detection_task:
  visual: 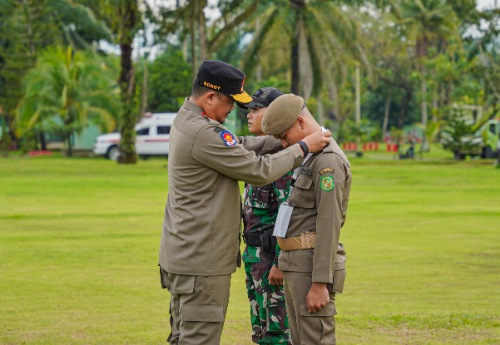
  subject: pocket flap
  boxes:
[294,176,313,189]
[299,303,336,317]
[181,305,224,323]
[169,275,195,294]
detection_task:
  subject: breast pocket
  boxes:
[291,175,315,208]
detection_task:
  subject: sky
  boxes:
[476,0,498,10]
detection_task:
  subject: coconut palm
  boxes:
[16,46,120,156]
[390,0,459,150]
[0,0,111,152]
[242,0,367,100]
[150,0,258,77]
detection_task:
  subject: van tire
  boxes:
[107,145,120,161]
[482,146,493,159]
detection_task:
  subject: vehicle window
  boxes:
[489,123,496,135]
[137,127,150,135]
[157,126,171,135]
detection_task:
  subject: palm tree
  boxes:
[243,1,367,98]
[16,46,119,156]
[390,0,459,150]
[0,0,111,152]
[151,0,258,79]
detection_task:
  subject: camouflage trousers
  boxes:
[244,259,291,345]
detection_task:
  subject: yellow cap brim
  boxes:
[229,91,253,105]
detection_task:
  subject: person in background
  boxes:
[158,61,332,345]
[262,94,352,345]
[242,87,291,344]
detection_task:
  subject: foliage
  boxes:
[243,0,367,98]
[16,46,120,155]
[0,0,111,153]
[439,108,488,158]
[136,50,192,113]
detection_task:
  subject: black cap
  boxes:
[243,87,285,109]
[194,60,252,105]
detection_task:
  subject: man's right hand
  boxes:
[301,130,332,153]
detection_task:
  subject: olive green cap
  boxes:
[261,94,305,135]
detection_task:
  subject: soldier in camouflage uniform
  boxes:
[242,87,292,345]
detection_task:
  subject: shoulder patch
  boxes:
[213,127,224,133]
[320,175,334,192]
[320,168,335,175]
[219,130,237,146]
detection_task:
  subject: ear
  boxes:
[297,115,306,129]
[205,91,217,105]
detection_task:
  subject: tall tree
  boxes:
[242,0,367,131]
[150,0,258,79]
[390,0,459,149]
[116,0,140,164]
[16,46,119,155]
[0,0,111,153]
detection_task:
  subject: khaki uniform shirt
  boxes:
[278,141,351,284]
[159,98,304,276]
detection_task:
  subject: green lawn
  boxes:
[0,153,499,344]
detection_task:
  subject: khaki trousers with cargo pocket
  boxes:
[162,269,231,345]
[283,271,337,345]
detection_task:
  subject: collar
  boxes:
[182,97,221,125]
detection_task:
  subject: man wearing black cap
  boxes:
[241,87,292,345]
[158,61,332,345]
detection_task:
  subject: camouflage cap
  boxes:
[242,87,284,109]
[261,94,305,135]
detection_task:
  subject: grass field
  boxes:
[1,152,499,344]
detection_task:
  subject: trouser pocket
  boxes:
[299,303,336,345]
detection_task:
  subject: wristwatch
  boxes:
[298,140,309,156]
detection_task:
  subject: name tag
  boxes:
[273,203,294,238]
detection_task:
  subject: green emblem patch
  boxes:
[320,176,334,192]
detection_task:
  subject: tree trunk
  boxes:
[328,79,340,122]
[190,15,197,82]
[66,133,72,157]
[399,88,412,129]
[382,96,390,141]
[317,93,324,126]
[290,0,305,94]
[420,76,429,151]
[291,26,300,95]
[139,60,148,118]
[39,131,47,151]
[432,85,438,122]
[417,36,429,151]
[117,0,138,164]
[198,0,207,62]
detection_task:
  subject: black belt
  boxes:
[243,232,277,252]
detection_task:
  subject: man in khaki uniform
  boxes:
[261,94,352,345]
[158,60,332,345]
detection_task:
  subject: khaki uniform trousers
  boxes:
[162,270,231,345]
[283,271,336,345]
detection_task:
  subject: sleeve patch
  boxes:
[213,127,224,133]
[219,130,237,146]
[320,168,335,175]
[320,175,334,192]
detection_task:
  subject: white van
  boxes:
[93,112,177,160]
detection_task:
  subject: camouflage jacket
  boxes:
[242,172,292,264]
